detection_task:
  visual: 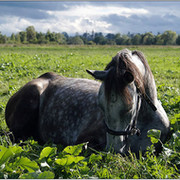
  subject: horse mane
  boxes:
[132,50,153,79]
[132,50,155,101]
[104,49,146,105]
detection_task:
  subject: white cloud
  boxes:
[0,16,32,35]
[48,5,148,18]
[44,4,149,34]
[0,2,180,36]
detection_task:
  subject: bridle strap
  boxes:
[143,93,157,111]
[128,93,141,136]
[104,120,141,136]
[104,94,141,137]
[104,121,133,136]
[104,86,157,137]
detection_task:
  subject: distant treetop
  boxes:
[1,26,180,45]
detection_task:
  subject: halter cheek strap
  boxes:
[104,120,141,136]
[143,93,157,111]
[104,93,141,137]
[104,89,157,137]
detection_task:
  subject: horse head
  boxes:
[87,49,153,153]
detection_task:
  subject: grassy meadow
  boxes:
[0,45,179,178]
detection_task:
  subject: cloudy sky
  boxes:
[0,1,180,36]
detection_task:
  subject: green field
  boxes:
[0,45,180,178]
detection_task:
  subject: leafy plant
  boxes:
[0,45,180,178]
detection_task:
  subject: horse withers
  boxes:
[5,49,170,156]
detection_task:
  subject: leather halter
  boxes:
[104,88,157,137]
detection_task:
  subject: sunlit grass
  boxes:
[0,45,179,178]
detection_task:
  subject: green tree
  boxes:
[10,33,16,43]
[62,32,69,40]
[176,34,180,45]
[94,36,107,45]
[161,30,177,45]
[19,31,27,44]
[15,33,21,44]
[68,36,84,45]
[142,32,155,45]
[45,30,57,42]
[45,30,51,42]
[114,33,124,45]
[106,33,115,40]
[132,34,142,45]
[80,35,89,44]
[26,26,37,43]
[55,33,66,44]
[121,35,132,45]
[93,32,107,45]
[0,32,7,43]
[155,34,163,45]
[36,32,48,44]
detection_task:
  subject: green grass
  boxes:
[0,45,179,178]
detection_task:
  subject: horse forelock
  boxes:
[104,49,145,105]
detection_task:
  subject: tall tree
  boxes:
[121,35,132,45]
[26,26,37,43]
[10,33,16,43]
[161,30,177,45]
[15,33,21,44]
[155,34,163,45]
[62,32,69,40]
[114,33,123,45]
[131,34,142,45]
[0,34,7,44]
[36,32,47,44]
[45,30,56,42]
[19,31,27,43]
[106,33,115,40]
[55,33,66,44]
[142,32,155,45]
[94,36,107,45]
[68,36,84,45]
[176,34,180,45]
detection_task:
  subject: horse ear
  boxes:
[123,71,134,84]
[86,69,109,81]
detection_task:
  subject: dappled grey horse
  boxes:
[5,49,170,155]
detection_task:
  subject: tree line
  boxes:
[1,26,180,45]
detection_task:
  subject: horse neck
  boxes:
[143,69,157,102]
[136,71,158,125]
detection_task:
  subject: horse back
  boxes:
[38,77,106,148]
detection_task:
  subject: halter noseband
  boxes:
[104,88,157,137]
